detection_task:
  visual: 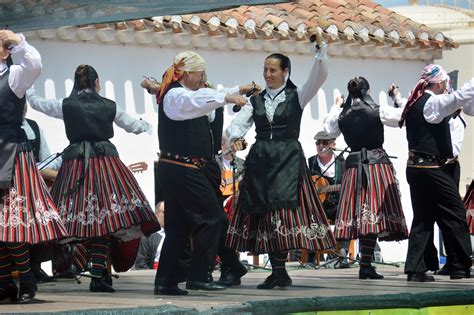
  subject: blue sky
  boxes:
[375,0,471,8]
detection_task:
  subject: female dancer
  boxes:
[0,30,68,303]
[27,64,159,292]
[324,77,408,279]
[225,34,336,289]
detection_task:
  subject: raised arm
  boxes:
[26,88,64,119]
[114,107,152,135]
[424,77,474,123]
[297,43,329,108]
[459,78,474,116]
[323,97,343,137]
[163,87,246,121]
[1,31,42,98]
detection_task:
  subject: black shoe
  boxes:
[186,280,226,291]
[407,272,435,282]
[90,277,115,293]
[34,268,56,283]
[154,285,188,296]
[450,269,471,280]
[257,272,292,290]
[18,281,36,303]
[216,263,248,287]
[0,284,18,303]
[216,269,241,286]
[359,266,384,279]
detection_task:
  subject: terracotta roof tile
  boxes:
[32,0,454,60]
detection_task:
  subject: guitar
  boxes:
[220,169,240,197]
[128,161,148,173]
[311,175,341,203]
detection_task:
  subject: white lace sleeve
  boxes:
[225,103,254,143]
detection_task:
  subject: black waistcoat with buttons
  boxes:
[237,80,306,214]
[158,82,213,158]
[405,92,452,158]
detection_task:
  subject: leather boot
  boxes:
[90,276,115,293]
[359,266,384,280]
[257,269,292,290]
[19,281,36,303]
[216,262,248,286]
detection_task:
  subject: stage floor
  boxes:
[1,264,473,314]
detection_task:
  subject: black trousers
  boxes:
[205,161,241,273]
[445,160,461,189]
[154,162,222,285]
[405,166,472,273]
[424,160,462,270]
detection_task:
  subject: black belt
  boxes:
[345,148,391,168]
[407,151,447,168]
[159,151,213,169]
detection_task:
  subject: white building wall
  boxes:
[26,38,431,263]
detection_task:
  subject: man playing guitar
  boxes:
[307,130,349,268]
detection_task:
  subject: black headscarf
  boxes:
[343,76,378,110]
[70,65,99,96]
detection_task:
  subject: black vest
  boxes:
[338,99,384,151]
[158,82,213,158]
[0,66,27,188]
[25,118,41,162]
[237,82,303,214]
[308,155,345,185]
[62,92,116,143]
[252,81,302,140]
[405,92,453,158]
[0,67,25,127]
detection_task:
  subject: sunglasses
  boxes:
[316,140,334,145]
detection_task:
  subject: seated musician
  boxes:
[217,135,245,199]
[307,130,350,268]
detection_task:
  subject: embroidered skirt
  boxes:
[226,169,336,254]
[335,163,408,241]
[0,150,68,244]
[51,155,159,241]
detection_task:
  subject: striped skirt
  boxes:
[51,156,159,241]
[335,163,408,241]
[226,170,336,254]
[0,150,68,244]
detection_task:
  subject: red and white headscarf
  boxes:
[398,64,449,127]
[156,51,206,104]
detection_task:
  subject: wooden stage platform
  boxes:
[1,264,473,314]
